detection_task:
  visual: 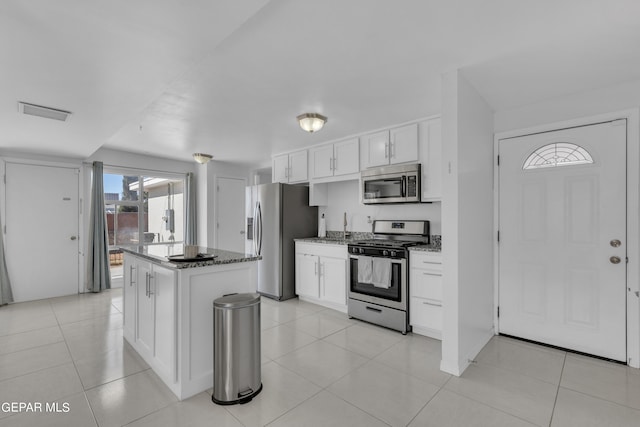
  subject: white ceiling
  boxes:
[3,0,640,166]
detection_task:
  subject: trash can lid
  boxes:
[213,292,261,309]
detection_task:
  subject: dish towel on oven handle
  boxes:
[372,258,392,289]
[357,256,373,284]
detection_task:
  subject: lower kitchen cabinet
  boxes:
[409,251,443,339]
[124,255,176,381]
[295,242,348,312]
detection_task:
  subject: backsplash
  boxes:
[326,230,373,240]
[325,231,442,248]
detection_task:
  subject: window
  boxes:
[104,171,185,277]
[523,142,593,170]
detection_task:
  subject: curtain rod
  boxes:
[81,161,192,176]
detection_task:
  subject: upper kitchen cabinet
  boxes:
[361,123,418,169]
[273,150,308,183]
[310,138,359,179]
[418,118,442,201]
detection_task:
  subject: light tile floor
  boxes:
[1,289,639,426]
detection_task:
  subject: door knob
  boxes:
[610,256,621,264]
[610,239,622,247]
[70,236,77,241]
[240,230,246,235]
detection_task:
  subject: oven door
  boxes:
[348,255,407,311]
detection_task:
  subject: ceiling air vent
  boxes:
[18,102,72,122]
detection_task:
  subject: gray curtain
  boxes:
[185,172,197,245]
[0,210,13,305]
[86,161,111,292]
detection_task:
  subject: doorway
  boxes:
[498,120,627,361]
[4,162,80,301]
[216,177,246,252]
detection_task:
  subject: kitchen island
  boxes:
[120,244,260,400]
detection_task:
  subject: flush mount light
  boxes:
[192,153,213,164]
[18,101,72,122]
[297,113,327,133]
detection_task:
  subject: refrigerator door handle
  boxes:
[257,202,263,256]
[253,202,259,254]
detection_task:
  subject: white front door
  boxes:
[498,120,627,361]
[216,177,246,252]
[5,162,80,302]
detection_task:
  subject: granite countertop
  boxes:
[294,237,354,245]
[120,244,261,269]
[408,245,442,253]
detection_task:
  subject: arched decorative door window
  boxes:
[523,142,594,170]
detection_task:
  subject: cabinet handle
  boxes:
[422,301,442,307]
[130,265,136,286]
[329,157,333,171]
[333,157,337,171]
[384,143,389,159]
[145,272,149,297]
[391,141,395,158]
[422,272,441,277]
[314,261,318,276]
[148,273,154,297]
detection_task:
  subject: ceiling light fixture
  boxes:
[192,153,213,164]
[297,113,327,133]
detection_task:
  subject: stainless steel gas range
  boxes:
[347,220,429,334]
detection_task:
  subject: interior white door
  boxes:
[216,177,246,252]
[498,120,627,361]
[5,162,79,302]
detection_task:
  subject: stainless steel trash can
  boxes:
[212,293,262,405]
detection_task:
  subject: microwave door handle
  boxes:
[401,176,406,197]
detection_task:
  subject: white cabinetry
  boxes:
[310,138,359,179]
[295,242,348,312]
[361,123,418,169]
[409,251,442,339]
[123,255,177,383]
[418,118,442,201]
[273,150,308,183]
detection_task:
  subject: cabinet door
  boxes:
[420,118,442,201]
[390,123,418,165]
[362,130,390,168]
[153,265,176,381]
[273,154,289,183]
[310,145,334,179]
[288,150,308,183]
[320,256,346,306]
[333,138,359,176]
[295,253,319,298]
[123,256,137,342]
[136,262,154,358]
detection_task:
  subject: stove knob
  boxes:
[359,248,365,254]
[383,250,389,256]
[390,250,397,257]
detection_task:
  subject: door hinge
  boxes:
[497,155,500,166]
[497,306,500,318]
[497,230,500,243]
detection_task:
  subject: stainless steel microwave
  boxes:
[361,163,421,204]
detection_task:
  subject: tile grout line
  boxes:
[547,351,567,427]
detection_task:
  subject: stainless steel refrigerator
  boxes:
[245,183,318,300]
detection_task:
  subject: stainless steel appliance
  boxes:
[361,163,421,204]
[246,183,318,300]
[348,220,429,334]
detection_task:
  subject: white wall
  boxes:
[441,70,495,376]
[318,180,441,235]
